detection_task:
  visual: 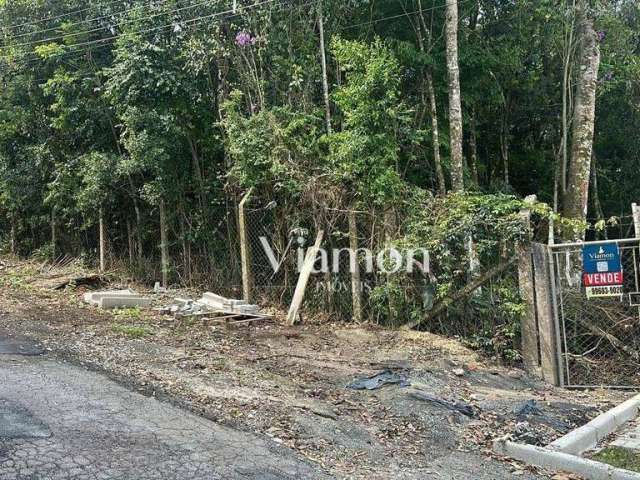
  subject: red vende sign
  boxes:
[583,271,624,286]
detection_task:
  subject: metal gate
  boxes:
[550,238,640,388]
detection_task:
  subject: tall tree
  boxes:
[445,0,464,191]
[563,2,601,228]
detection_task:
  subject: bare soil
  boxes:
[0,257,628,479]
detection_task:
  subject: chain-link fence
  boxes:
[237,196,524,362]
[551,239,640,388]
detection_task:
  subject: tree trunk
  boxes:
[590,152,607,239]
[563,4,600,231]
[187,135,206,209]
[99,207,106,273]
[469,110,479,185]
[560,6,577,197]
[127,219,135,265]
[10,215,16,255]
[426,72,446,194]
[159,199,170,288]
[500,122,510,186]
[445,0,464,192]
[50,209,56,259]
[318,1,332,135]
[126,175,143,262]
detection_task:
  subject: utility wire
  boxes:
[4,0,285,66]
[1,0,231,50]
[4,0,305,72]
[4,0,176,41]
[3,0,145,30]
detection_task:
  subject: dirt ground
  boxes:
[0,257,629,479]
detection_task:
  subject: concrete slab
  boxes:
[98,295,152,309]
[83,289,135,305]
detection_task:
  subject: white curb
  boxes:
[493,394,640,479]
[494,439,640,480]
[550,394,640,455]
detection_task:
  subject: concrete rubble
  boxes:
[83,289,152,309]
[161,292,262,317]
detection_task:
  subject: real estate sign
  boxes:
[582,243,624,298]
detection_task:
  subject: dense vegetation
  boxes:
[0,1,639,350]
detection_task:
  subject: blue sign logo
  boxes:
[582,244,622,274]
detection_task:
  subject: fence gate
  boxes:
[550,238,640,388]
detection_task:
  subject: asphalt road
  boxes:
[0,335,326,480]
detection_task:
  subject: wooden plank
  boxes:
[518,208,540,373]
[239,188,253,303]
[287,230,324,325]
[532,242,560,385]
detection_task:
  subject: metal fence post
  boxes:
[239,188,253,303]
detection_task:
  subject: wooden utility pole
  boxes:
[445,0,464,192]
[238,189,253,302]
[348,210,362,323]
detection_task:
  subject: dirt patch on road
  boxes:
[0,258,627,478]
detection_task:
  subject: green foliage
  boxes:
[111,323,152,338]
[222,91,323,196]
[324,38,407,205]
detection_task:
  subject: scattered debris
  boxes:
[452,367,465,376]
[514,399,543,417]
[53,274,105,290]
[347,369,411,390]
[408,389,476,417]
[198,292,260,315]
[84,289,151,309]
[159,292,269,326]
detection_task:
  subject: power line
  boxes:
[5,0,283,66]
[1,0,226,51]
[3,0,163,41]
[3,0,134,30]
[4,0,304,71]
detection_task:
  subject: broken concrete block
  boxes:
[83,289,134,306]
[173,298,192,307]
[201,292,246,307]
[235,304,260,314]
[98,295,152,309]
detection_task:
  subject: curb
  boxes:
[493,393,640,480]
[494,439,640,480]
[550,393,640,455]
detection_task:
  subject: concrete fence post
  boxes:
[348,210,363,323]
[238,188,253,303]
[518,207,539,373]
[532,242,561,385]
[632,203,640,238]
